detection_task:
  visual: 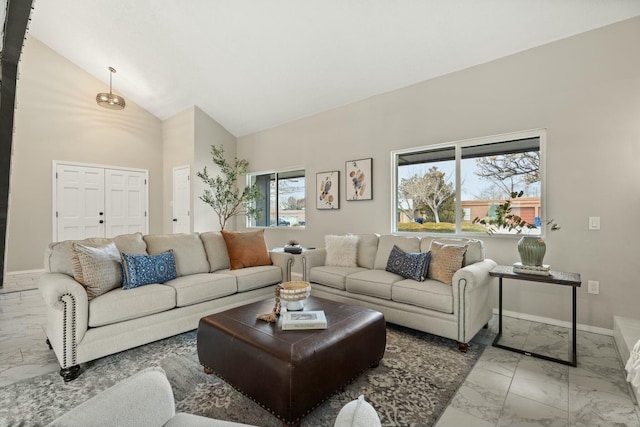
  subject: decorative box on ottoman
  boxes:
[197,296,386,427]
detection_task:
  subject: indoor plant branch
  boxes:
[197,145,261,230]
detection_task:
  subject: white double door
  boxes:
[55,162,148,241]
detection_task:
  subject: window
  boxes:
[248,168,306,228]
[393,130,544,235]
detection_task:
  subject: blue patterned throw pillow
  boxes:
[385,245,431,281]
[121,250,178,289]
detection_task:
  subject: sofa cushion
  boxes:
[346,270,401,300]
[121,251,178,289]
[45,233,148,276]
[309,266,367,290]
[46,237,113,276]
[216,266,282,292]
[71,242,123,299]
[385,245,430,282]
[421,237,484,266]
[221,230,272,270]
[200,231,231,272]
[392,278,454,313]
[325,235,359,267]
[355,234,379,269]
[112,232,148,255]
[88,284,176,327]
[163,273,237,307]
[427,242,467,285]
[373,235,421,270]
[144,233,210,276]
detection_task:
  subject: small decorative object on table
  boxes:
[256,284,284,323]
[280,281,311,311]
[281,310,327,330]
[512,262,550,276]
[284,239,302,254]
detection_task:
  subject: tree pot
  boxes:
[517,236,546,266]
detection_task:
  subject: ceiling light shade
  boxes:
[96,67,126,110]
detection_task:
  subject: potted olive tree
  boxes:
[197,145,261,230]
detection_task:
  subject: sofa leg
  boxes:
[458,342,469,353]
[60,365,80,382]
[483,323,489,329]
[46,338,53,350]
[203,366,214,375]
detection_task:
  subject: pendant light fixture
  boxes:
[96,66,126,110]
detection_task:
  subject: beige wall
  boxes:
[160,106,237,233]
[193,106,237,232]
[8,36,163,272]
[238,17,640,330]
[161,107,195,234]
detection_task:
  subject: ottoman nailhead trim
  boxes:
[199,356,382,424]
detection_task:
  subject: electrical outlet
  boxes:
[588,280,599,294]
[589,217,600,230]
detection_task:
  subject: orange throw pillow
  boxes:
[221,229,273,270]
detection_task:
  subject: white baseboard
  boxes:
[5,268,45,277]
[493,308,613,337]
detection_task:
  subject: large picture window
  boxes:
[248,168,306,228]
[393,130,544,235]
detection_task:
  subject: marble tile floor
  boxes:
[437,316,640,427]
[1,288,638,426]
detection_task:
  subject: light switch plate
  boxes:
[589,216,600,230]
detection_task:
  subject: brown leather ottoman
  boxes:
[197,296,386,427]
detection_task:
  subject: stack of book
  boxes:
[512,262,550,276]
[281,310,327,330]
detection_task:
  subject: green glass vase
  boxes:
[517,236,546,266]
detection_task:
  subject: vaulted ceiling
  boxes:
[28,1,640,136]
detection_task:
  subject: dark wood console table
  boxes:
[490,265,582,367]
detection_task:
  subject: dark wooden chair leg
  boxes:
[46,338,53,349]
[60,365,80,382]
[458,342,469,353]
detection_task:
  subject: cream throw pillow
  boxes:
[71,242,123,299]
[325,235,359,267]
[427,241,467,285]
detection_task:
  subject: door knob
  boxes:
[99,220,104,224]
[173,218,178,222]
[99,212,104,216]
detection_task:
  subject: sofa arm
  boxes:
[47,367,175,427]
[300,248,326,282]
[452,258,498,344]
[38,273,89,369]
[269,251,294,282]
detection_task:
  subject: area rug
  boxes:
[0,325,484,426]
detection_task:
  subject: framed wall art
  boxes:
[345,158,372,201]
[316,171,340,209]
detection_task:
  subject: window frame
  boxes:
[390,129,547,237]
[246,166,306,229]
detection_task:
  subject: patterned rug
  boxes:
[0,325,484,427]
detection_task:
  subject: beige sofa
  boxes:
[301,235,496,351]
[38,232,293,382]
